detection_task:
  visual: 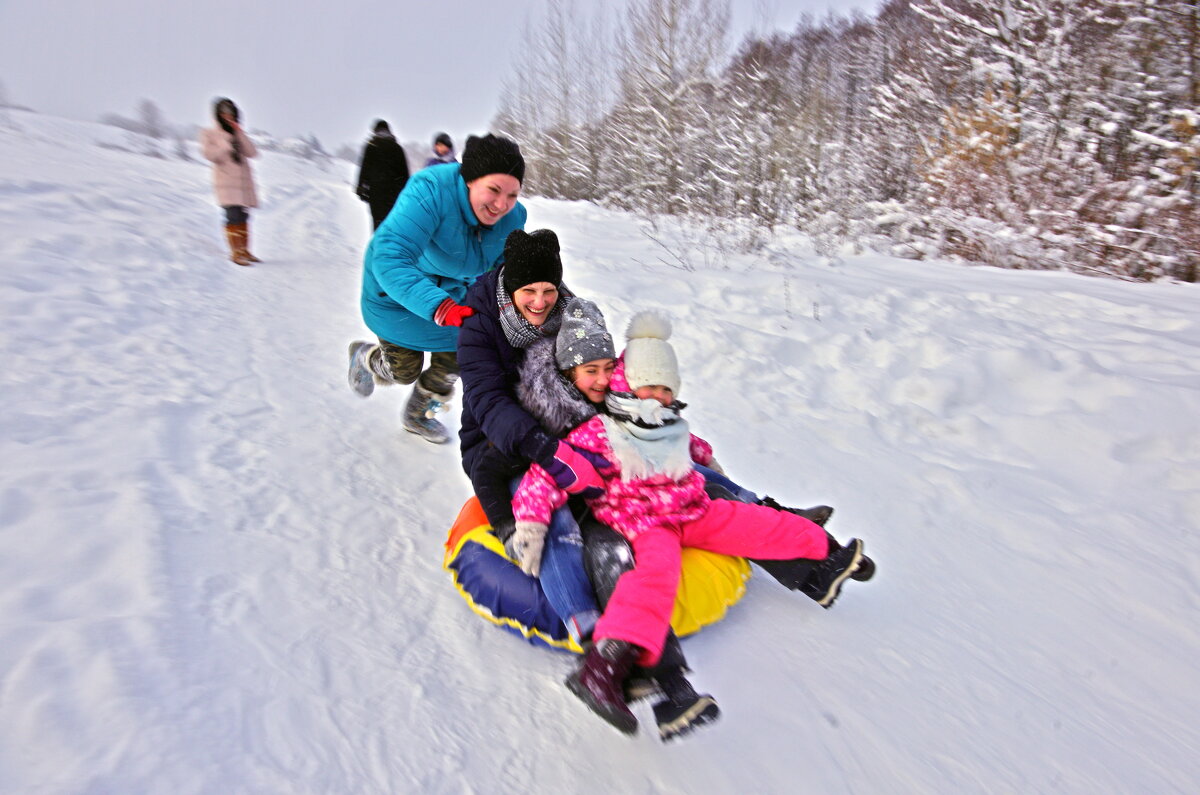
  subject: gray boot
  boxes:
[402,383,451,444]
[347,341,377,397]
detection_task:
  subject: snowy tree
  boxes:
[1073,0,1200,280]
[715,35,799,228]
[492,0,615,200]
[601,0,731,215]
[492,0,1197,280]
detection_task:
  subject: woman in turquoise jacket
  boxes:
[347,134,529,443]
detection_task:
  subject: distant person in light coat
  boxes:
[199,97,260,266]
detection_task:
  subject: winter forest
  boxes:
[494,0,1199,282]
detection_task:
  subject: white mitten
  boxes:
[511,521,549,577]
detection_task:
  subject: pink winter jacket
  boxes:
[200,125,259,207]
[512,414,718,540]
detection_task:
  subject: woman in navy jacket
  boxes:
[456,231,710,739]
[347,134,527,443]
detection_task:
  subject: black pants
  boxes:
[705,482,818,589]
[222,205,249,224]
[467,444,527,534]
[369,193,400,229]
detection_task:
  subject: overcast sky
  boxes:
[1,0,880,154]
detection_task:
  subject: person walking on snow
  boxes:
[425,131,456,167]
[200,97,260,266]
[511,310,871,736]
[355,119,411,230]
[346,133,527,443]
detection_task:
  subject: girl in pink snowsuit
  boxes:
[511,309,867,734]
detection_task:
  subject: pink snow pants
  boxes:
[592,499,830,666]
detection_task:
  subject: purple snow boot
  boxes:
[565,639,641,735]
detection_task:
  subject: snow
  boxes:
[3,109,1199,793]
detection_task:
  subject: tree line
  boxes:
[493,0,1199,282]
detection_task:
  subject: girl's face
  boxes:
[513,282,559,326]
[571,358,616,403]
[434,142,451,156]
[634,384,675,406]
[467,174,521,226]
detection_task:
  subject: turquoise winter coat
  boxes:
[360,163,527,352]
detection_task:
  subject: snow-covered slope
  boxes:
[2,110,1198,793]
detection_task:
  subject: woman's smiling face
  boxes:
[467,173,521,226]
[513,282,559,326]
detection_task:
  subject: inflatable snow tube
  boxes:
[444,496,752,653]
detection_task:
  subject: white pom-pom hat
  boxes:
[622,310,681,395]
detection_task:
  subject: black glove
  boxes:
[491,517,516,545]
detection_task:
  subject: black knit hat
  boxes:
[373,119,391,134]
[460,134,525,184]
[502,229,562,295]
[434,131,453,149]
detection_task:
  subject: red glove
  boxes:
[434,298,475,327]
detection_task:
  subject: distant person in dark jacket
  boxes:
[425,131,456,168]
[355,120,411,229]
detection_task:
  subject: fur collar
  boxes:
[517,337,598,437]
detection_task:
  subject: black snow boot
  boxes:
[652,667,720,742]
[824,532,875,582]
[800,538,865,608]
[758,495,834,528]
[565,639,641,735]
[622,675,661,704]
[625,629,688,703]
[853,554,876,582]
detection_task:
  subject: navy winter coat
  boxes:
[457,268,561,477]
[360,163,527,352]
